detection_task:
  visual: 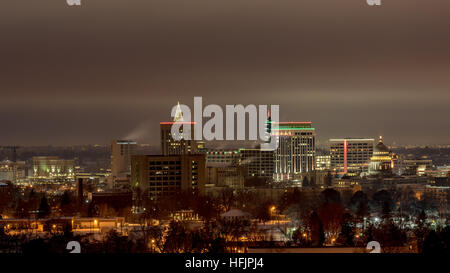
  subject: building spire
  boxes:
[173,102,184,122]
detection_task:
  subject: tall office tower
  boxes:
[111,140,137,182]
[160,102,197,155]
[131,154,205,201]
[329,138,374,175]
[239,148,274,180]
[272,122,316,181]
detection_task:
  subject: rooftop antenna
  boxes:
[173,102,184,122]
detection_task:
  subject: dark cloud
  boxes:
[0,0,449,145]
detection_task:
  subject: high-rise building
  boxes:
[131,154,206,201]
[315,155,331,171]
[272,122,316,181]
[160,103,198,155]
[330,138,374,175]
[110,140,136,184]
[239,148,274,180]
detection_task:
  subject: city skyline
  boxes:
[1,0,450,259]
[1,0,449,146]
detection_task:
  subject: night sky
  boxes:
[1,0,449,146]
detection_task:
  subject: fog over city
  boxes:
[1,0,449,145]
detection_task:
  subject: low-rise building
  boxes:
[31,156,75,183]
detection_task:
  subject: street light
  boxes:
[152,239,157,252]
[269,206,276,223]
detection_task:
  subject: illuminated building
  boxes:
[403,158,433,176]
[131,154,205,201]
[315,155,331,171]
[31,156,75,183]
[160,102,198,155]
[330,138,374,175]
[88,191,133,212]
[391,153,402,175]
[272,122,315,181]
[423,185,450,213]
[368,136,392,176]
[332,177,362,191]
[206,149,274,181]
[75,172,110,197]
[220,209,252,221]
[205,149,240,166]
[0,217,125,234]
[170,209,200,221]
[239,148,274,180]
[435,165,450,178]
[196,141,207,153]
[110,140,136,188]
[0,160,26,184]
[206,165,246,188]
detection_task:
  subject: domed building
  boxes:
[369,136,393,176]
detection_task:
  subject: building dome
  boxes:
[374,136,389,154]
[369,136,393,176]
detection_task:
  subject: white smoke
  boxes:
[123,120,155,142]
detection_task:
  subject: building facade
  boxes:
[206,165,246,188]
[160,103,198,155]
[329,138,374,176]
[205,149,240,166]
[131,154,206,201]
[31,156,75,183]
[315,155,331,171]
[160,121,198,155]
[239,148,274,180]
[0,160,26,184]
[272,122,316,181]
[369,136,393,176]
[403,158,433,176]
[111,140,136,178]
